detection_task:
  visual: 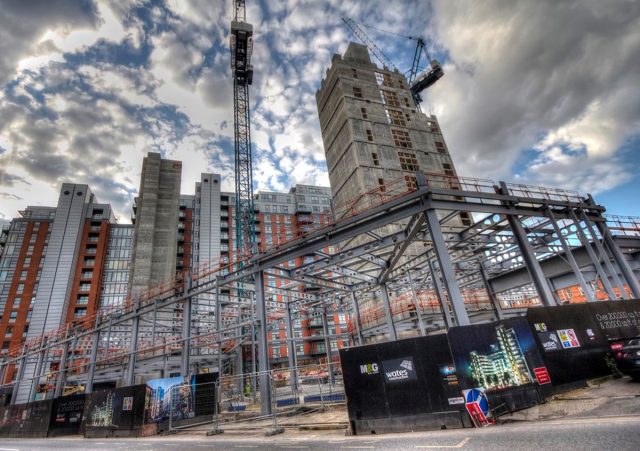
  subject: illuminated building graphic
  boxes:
[469,324,532,389]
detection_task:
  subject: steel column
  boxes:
[254,271,271,415]
[596,220,640,298]
[181,297,192,377]
[321,308,335,385]
[569,210,618,300]
[350,292,364,345]
[423,209,470,325]
[428,259,454,328]
[54,339,70,398]
[547,209,596,302]
[284,301,298,393]
[86,330,100,394]
[580,211,628,299]
[28,338,47,402]
[215,283,223,375]
[10,345,28,405]
[125,314,140,386]
[379,283,398,341]
[406,270,426,336]
[478,261,504,320]
[501,208,556,306]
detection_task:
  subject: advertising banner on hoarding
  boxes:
[448,317,549,413]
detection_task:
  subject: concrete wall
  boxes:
[129,153,181,296]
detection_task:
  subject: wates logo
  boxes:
[360,363,379,375]
[385,369,409,380]
[400,360,413,371]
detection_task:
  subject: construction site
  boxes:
[0,0,639,439]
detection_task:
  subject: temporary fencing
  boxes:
[165,363,345,434]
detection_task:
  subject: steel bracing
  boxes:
[1,173,639,414]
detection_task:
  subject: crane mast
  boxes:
[342,18,398,72]
[231,0,255,254]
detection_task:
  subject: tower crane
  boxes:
[342,18,443,109]
[231,0,256,253]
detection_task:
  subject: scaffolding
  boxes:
[1,173,638,413]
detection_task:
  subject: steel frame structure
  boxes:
[1,173,639,414]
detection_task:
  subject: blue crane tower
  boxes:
[230,0,256,254]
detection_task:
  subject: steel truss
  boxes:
[1,173,639,412]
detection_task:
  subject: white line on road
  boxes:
[415,437,470,449]
[0,448,19,451]
[340,447,375,449]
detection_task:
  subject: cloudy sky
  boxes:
[0,0,638,225]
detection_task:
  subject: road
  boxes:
[0,416,638,450]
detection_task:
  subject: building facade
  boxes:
[316,42,470,226]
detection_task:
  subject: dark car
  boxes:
[610,338,640,380]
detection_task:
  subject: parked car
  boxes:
[610,338,640,379]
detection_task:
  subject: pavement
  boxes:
[199,375,640,436]
[504,375,640,422]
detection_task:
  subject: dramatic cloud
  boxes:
[0,0,638,223]
[425,0,640,195]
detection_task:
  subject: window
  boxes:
[9,311,17,320]
[77,295,89,305]
[379,90,400,107]
[398,152,419,171]
[388,109,406,126]
[405,175,418,190]
[391,129,412,148]
[351,68,358,79]
[378,178,386,193]
[375,72,393,87]
[12,298,20,308]
[442,162,455,177]
[404,97,411,107]
[366,129,373,142]
[435,141,446,154]
[360,107,368,119]
[20,271,28,280]
[352,86,363,98]
[16,284,24,294]
[372,153,380,166]
[74,308,87,318]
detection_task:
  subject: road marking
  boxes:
[0,448,19,451]
[415,437,470,449]
[340,447,375,449]
[234,446,259,448]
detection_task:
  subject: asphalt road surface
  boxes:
[0,415,638,450]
